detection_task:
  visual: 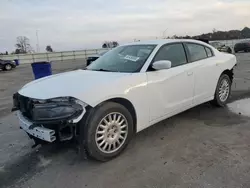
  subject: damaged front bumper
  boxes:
[13,94,87,143]
[18,111,57,142]
[17,107,86,143]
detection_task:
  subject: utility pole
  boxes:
[163,29,168,39]
[36,30,40,53]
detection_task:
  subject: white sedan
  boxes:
[13,39,236,161]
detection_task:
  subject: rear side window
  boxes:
[186,43,207,62]
[235,43,243,48]
[154,43,187,68]
[205,47,213,57]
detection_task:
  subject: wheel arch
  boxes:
[221,69,234,83]
[212,68,234,97]
[99,97,137,133]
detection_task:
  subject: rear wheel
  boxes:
[80,102,134,161]
[211,74,231,107]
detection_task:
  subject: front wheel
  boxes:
[80,102,134,161]
[211,74,231,107]
[227,48,232,54]
[4,64,12,71]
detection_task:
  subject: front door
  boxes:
[146,43,195,122]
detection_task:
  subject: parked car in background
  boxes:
[210,42,232,53]
[86,51,108,66]
[234,41,250,53]
[13,39,236,161]
[0,59,16,71]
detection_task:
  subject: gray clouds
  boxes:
[0,0,250,52]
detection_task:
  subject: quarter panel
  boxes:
[193,52,236,104]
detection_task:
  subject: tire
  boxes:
[211,74,231,107]
[80,102,134,161]
[227,48,232,54]
[4,64,12,71]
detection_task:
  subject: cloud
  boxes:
[0,0,250,52]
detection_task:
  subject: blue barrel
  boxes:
[31,61,52,79]
[14,59,19,66]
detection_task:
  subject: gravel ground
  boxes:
[0,54,250,188]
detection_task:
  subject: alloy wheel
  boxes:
[95,112,128,154]
[219,79,230,102]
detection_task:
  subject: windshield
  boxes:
[86,45,156,73]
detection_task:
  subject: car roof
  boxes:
[122,39,210,46]
[237,40,250,44]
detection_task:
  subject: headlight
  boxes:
[32,97,87,121]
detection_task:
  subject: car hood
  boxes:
[18,69,130,101]
[0,60,13,64]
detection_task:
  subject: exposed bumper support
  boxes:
[17,105,86,143]
[18,111,56,142]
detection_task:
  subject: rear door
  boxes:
[184,43,220,105]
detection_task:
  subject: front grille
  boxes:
[16,94,34,120]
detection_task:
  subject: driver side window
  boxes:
[154,43,187,68]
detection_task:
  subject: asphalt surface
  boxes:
[0,54,250,188]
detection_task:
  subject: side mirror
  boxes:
[152,60,171,70]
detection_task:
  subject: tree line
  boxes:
[169,27,250,41]
[1,36,54,55]
[3,36,118,55]
[102,41,119,48]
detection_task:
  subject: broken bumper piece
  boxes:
[18,111,56,142]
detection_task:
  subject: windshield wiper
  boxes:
[89,68,112,72]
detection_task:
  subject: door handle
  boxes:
[187,72,193,76]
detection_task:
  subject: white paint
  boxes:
[152,60,171,70]
[228,98,250,117]
[147,63,194,121]
[17,39,237,133]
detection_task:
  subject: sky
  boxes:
[0,0,250,52]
